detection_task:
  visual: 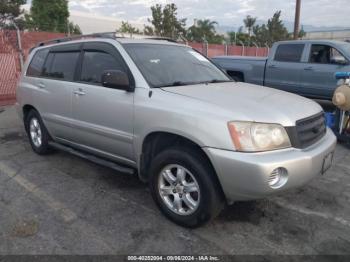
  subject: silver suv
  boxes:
[16,34,337,227]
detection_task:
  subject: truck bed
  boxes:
[214,56,267,62]
[212,56,267,86]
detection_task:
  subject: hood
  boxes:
[161,82,322,126]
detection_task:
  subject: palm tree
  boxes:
[197,19,217,32]
[197,19,218,40]
[243,15,257,37]
[187,19,218,42]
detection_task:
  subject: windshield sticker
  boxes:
[188,51,210,62]
[150,59,160,64]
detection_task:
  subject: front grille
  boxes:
[287,112,326,149]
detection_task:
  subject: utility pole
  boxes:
[293,0,301,39]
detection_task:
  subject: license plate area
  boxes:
[322,152,334,174]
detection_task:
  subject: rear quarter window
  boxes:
[274,44,304,62]
[26,49,49,77]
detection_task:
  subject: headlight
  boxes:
[227,121,291,152]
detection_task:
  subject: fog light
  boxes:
[268,167,288,188]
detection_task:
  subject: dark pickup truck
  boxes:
[212,40,350,100]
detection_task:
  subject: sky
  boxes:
[25,0,350,30]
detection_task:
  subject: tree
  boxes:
[187,19,224,44]
[236,32,251,46]
[298,25,306,39]
[253,24,270,46]
[0,0,26,27]
[25,0,69,33]
[148,3,186,39]
[267,11,289,44]
[227,31,236,44]
[243,15,257,37]
[228,30,253,46]
[68,21,82,35]
[118,21,140,35]
[143,25,154,35]
[252,11,290,46]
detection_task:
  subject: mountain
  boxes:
[217,20,350,33]
[282,21,349,32]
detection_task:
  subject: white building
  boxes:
[304,29,350,41]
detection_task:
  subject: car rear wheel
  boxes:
[25,110,51,155]
[149,147,224,228]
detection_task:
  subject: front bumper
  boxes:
[204,128,337,202]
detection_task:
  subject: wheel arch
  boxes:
[139,131,225,199]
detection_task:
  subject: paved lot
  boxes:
[0,106,350,255]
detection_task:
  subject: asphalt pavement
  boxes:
[0,106,350,255]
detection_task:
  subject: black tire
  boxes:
[149,147,224,228]
[25,109,52,155]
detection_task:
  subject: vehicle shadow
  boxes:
[217,201,267,225]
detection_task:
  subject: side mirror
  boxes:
[331,56,348,65]
[101,70,134,92]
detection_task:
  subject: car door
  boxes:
[29,44,81,141]
[264,43,305,94]
[300,44,350,99]
[71,42,135,164]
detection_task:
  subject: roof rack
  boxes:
[143,37,178,43]
[36,32,117,48]
[33,32,182,51]
[114,32,180,43]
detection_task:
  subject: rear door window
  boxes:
[45,52,80,81]
[80,51,125,85]
[274,44,304,62]
[26,49,49,77]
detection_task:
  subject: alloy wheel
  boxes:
[158,164,200,216]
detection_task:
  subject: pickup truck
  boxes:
[212,40,350,100]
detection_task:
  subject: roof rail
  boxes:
[144,37,178,43]
[114,32,180,43]
[36,32,118,48]
[33,32,182,51]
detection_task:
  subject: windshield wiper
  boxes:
[206,79,234,84]
[155,79,233,88]
[155,81,197,88]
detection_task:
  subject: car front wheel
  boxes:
[149,147,224,228]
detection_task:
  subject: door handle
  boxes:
[38,82,45,89]
[73,88,86,96]
[268,64,277,69]
[304,66,314,71]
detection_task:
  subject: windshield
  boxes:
[124,43,230,88]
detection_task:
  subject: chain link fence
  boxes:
[0,30,65,106]
[0,30,269,106]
